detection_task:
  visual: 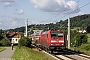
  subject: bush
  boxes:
[72,33,88,47]
[84,44,90,51]
[0,38,8,46]
[79,44,90,51]
[18,36,32,48]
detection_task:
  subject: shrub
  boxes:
[84,44,90,51]
[18,36,32,48]
[0,38,8,46]
[72,33,88,47]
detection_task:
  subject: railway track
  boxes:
[32,45,90,60]
[41,48,90,60]
[57,49,90,60]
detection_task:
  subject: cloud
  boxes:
[15,9,24,15]
[0,15,25,30]
[1,21,18,29]
[75,12,88,16]
[30,0,80,14]
[0,0,15,6]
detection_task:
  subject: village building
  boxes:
[78,30,86,33]
[6,32,22,44]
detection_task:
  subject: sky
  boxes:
[0,0,90,30]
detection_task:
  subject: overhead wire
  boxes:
[77,0,80,3]
[52,1,90,23]
[39,0,81,24]
[31,0,90,30]
[34,0,90,25]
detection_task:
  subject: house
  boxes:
[78,30,86,33]
[6,32,22,44]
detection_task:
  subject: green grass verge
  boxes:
[12,46,54,60]
[0,47,6,52]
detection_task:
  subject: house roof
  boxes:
[6,32,22,38]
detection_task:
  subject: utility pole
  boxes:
[68,18,70,49]
[25,18,28,37]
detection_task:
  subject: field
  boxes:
[12,46,54,60]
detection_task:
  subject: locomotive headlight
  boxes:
[51,40,57,42]
[61,44,64,45]
[51,44,54,45]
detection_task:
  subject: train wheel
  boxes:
[48,51,51,53]
[38,48,42,51]
[45,48,48,51]
[51,50,53,54]
[48,50,53,54]
[46,48,48,52]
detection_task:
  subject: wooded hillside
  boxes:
[6,14,90,33]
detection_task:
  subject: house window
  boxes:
[16,39,17,41]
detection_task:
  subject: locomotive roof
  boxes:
[31,30,64,35]
[42,30,64,34]
[31,30,43,36]
[42,31,48,34]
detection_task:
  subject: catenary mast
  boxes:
[25,18,28,37]
[68,18,70,49]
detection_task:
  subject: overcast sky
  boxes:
[0,0,90,30]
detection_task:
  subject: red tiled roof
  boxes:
[6,32,22,38]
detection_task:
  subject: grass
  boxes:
[0,47,6,52]
[12,46,54,60]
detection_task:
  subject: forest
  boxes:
[4,14,90,33]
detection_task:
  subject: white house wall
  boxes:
[11,38,20,44]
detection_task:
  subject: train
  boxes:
[31,30,66,53]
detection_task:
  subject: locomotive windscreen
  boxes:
[50,32,63,38]
[51,32,57,37]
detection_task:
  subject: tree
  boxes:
[0,35,3,40]
[86,26,90,33]
[29,30,34,34]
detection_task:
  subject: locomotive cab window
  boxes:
[51,32,57,37]
[57,33,63,37]
[51,32,63,37]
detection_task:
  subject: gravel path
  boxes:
[0,47,15,60]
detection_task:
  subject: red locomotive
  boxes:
[32,30,65,53]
